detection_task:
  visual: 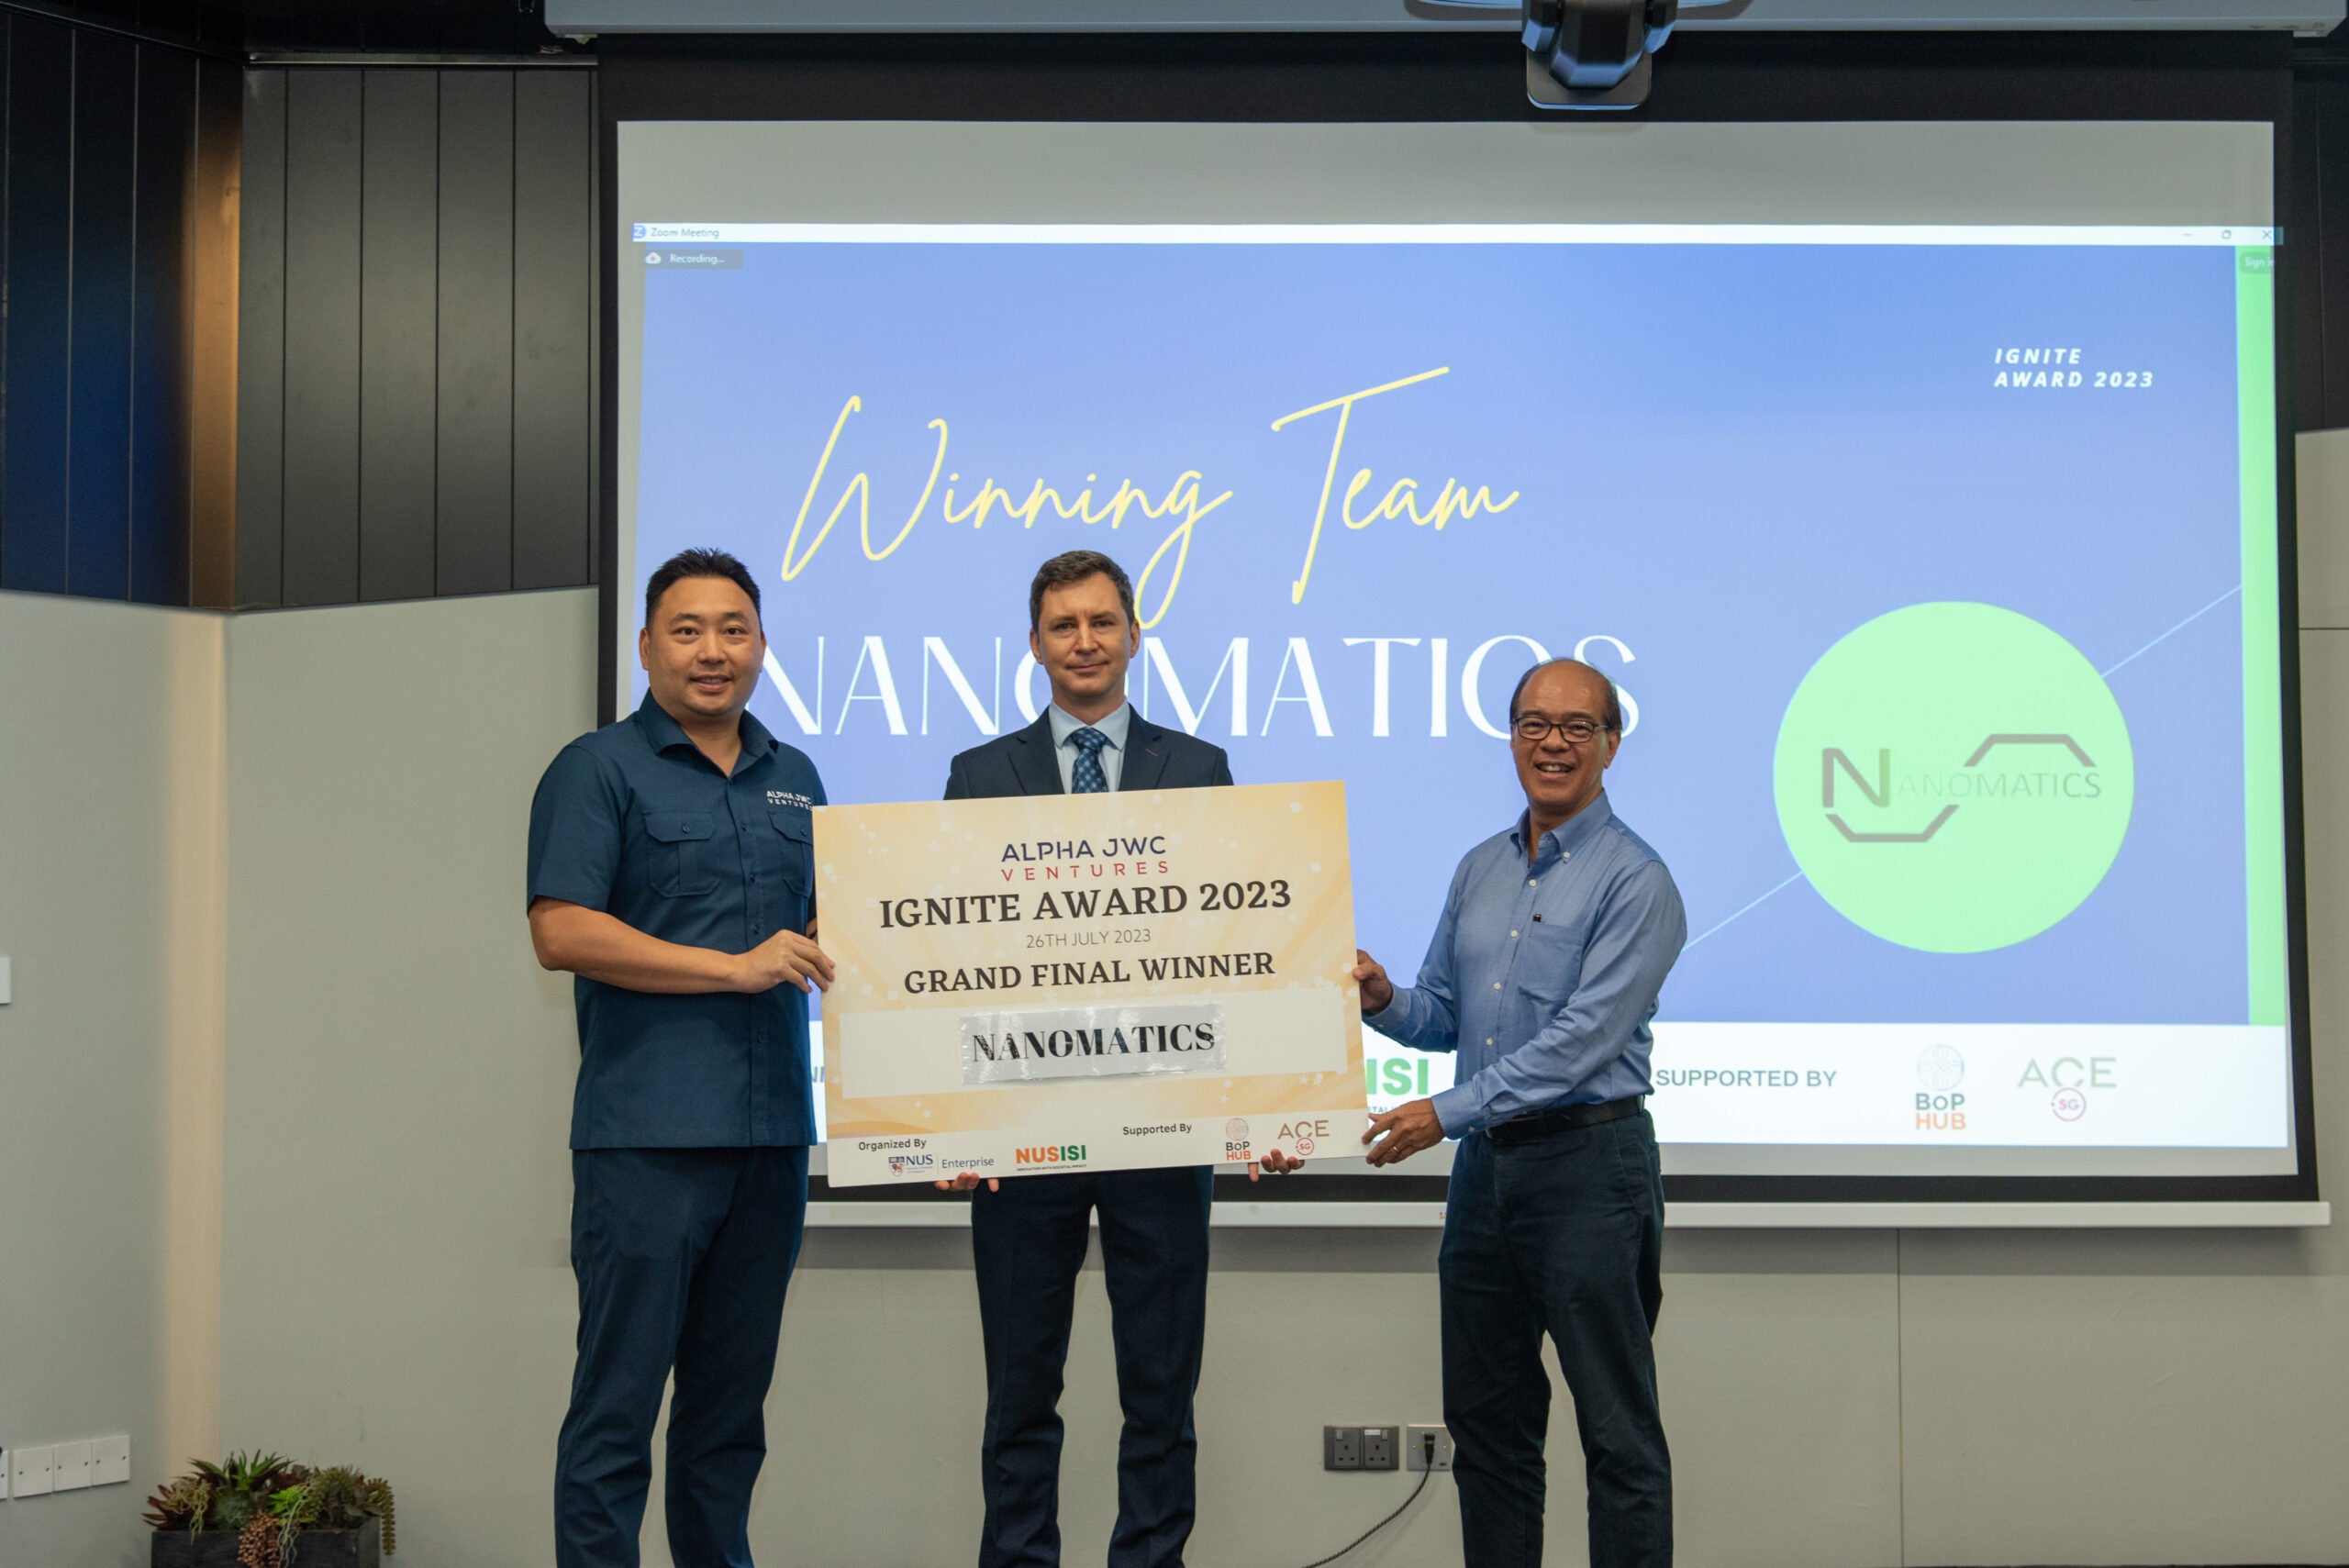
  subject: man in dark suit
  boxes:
[938,549,1292,1568]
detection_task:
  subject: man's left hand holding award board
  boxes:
[815,781,1367,1185]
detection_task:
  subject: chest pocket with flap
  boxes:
[772,809,813,895]
[643,811,719,897]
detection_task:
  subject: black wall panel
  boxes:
[0,13,228,608]
[3,19,76,596]
[2294,73,2349,436]
[130,48,197,606]
[234,67,287,607]
[513,70,594,591]
[67,32,138,602]
[358,69,440,603]
[279,69,362,606]
[435,70,516,597]
[237,63,598,609]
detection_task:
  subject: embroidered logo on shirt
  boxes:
[767,790,815,808]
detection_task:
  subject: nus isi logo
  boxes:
[1013,1145,1085,1168]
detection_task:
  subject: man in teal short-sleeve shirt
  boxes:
[528,548,832,1568]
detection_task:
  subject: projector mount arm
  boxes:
[1433,0,1737,109]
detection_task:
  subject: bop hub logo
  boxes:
[1224,1117,1253,1162]
[1914,1044,1968,1132]
[1775,603,2135,954]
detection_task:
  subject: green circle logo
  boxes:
[1774,603,2134,953]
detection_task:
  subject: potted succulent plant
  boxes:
[145,1451,395,1566]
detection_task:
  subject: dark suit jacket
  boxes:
[944,709,1233,801]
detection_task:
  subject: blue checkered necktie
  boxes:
[1069,727,1110,794]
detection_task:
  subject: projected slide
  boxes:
[614,125,2298,1181]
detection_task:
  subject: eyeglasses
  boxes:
[1511,715,1614,745]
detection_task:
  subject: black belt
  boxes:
[1483,1095,1645,1146]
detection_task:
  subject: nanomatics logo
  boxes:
[1820,733,2104,845]
[1776,604,2134,953]
[1014,1144,1086,1167]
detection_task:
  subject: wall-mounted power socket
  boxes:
[1407,1423,1454,1472]
[1324,1425,1401,1472]
[1322,1425,1361,1471]
[10,1446,54,1497]
[51,1441,92,1492]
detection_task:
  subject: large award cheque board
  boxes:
[817,782,1367,1186]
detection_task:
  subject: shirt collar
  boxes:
[1048,700,1131,753]
[1510,790,1614,864]
[635,690,776,768]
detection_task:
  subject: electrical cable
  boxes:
[1289,1431,1442,1568]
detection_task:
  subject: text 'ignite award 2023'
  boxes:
[817,781,1367,1185]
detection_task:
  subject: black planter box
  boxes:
[151,1516,382,1567]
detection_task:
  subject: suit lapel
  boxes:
[1121,713,1173,793]
[1008,712,1065,796]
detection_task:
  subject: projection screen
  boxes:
[607,118,2313,1216]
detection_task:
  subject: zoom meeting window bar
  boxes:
[613,121,2300,1187]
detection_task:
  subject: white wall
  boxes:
[217,592,589,1558]
[0,595,225,1568]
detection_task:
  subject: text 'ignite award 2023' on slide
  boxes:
[817,781,1367,1186]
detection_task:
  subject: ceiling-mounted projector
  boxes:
[1522,0,1703,110]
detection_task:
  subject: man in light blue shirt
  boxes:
[1353,656,1686,1568]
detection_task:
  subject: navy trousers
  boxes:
[555,1146,808,1568]
[971,1165,1214,1568]
[1440,1114,1671,1568]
